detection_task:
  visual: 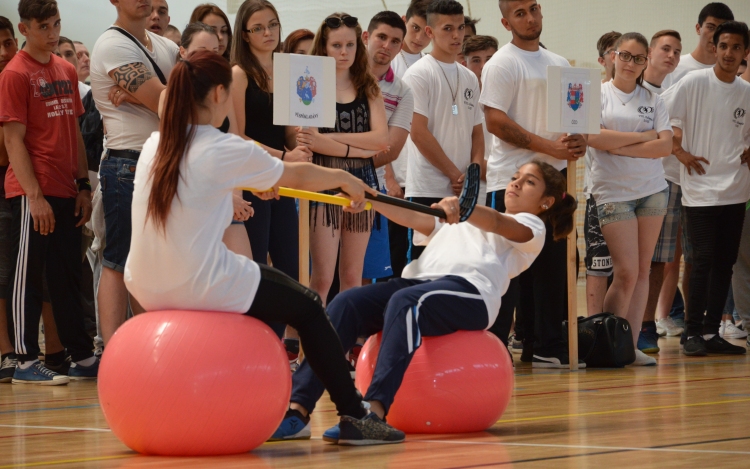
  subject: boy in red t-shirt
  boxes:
[0,0,94,385]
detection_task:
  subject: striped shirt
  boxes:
[377,66,414,187]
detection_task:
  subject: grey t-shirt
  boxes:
[90,28,178,151]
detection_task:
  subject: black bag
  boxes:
[563,313,636,368]
[78,89,103,173]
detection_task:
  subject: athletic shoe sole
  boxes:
[12,377,70,385]
[0,377,12,383]
[338,438,404,446]
[639,347,660,354]
[267,434,311,442]
[68,375,98,381]
[532,356,587,369]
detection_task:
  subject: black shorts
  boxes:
[584,195,612,277]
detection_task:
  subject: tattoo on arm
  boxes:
[112,63,153,94]
[499,124,532,149]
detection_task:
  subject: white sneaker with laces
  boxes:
[721,320,748,339]
[631,349,657,366]
[656,317,684,337]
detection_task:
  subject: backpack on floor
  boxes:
[563,313,636,368]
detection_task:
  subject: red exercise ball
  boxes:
[98,310,290,456]
[355,330,514,434]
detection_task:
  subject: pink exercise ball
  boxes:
[355,330,514,434]
[98,310,290,456]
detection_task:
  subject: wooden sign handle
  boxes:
[567,159,579,371]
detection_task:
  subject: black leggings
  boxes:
[242,193,299,338]
[247,264,365,419]
[685,203,746,337]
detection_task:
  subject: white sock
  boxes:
[18,359,39,370]
[72,356,97,368]
[703,334,715,341]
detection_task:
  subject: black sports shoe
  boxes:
[520,341,534,363]
[45,355,72,375]
[532,352,586,369]
[704,335,746,355]
[337,412,405,446]
[683,336,707,356]
[0,354,17,383]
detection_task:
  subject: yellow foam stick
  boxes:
[240,187,373,210]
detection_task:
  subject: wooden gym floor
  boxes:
[2,333,750,469]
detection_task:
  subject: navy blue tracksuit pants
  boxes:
[290,275,489,416]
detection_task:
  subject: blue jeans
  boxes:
[99,153,137,272]
[596,187,669,226]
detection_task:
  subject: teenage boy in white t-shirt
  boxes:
[388,1,431,204]
[636,30,684,353]
[480,0,586,368]
[392,0,432,79]
[362,12,415,280]
[461,35,499,205]
[662,21,750,357]
[402,0,484,262]
[668,2,734,84]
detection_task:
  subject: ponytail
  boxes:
[146,50,232,232]
[528,160,578,241]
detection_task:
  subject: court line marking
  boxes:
[0,424,111,432]
[0,454,130,468]
[497,397,750,423]
[0,430,84,440]
[0,404,100,415]
[416,439,750,455]
[514,374,750,398]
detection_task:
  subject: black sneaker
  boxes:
[532,353,586,369]
[520,341,534,363]
[683,336,707,356]
[0,354,17,383]
[704,335,747,355]
[45,355,72,375]
[337,412,405,446]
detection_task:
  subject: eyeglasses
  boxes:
[324,15,358,29]
[613,50,647,65]
[243,22,280,35]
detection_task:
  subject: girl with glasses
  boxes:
[229,1,313,341]
[588,32,673,366]
[299,13,388,303]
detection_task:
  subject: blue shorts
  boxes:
[596,187,669,227]
[363,211,392,279]
[100,153,137,272]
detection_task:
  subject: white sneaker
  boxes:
[631,349,657,366]
[656,317,684,337]
[721,320,748,339]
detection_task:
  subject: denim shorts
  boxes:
[596,187,669,227]
[100,153,137,272]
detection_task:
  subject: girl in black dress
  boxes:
[299,13,388,303]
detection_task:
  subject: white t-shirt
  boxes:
[391,51,423,188]
[668,53,713,84]
[377,67,414,188]
[78,81,91,103]
[661,68,750,207]
[90,29,178,151]
[479,43,570,192]
[590,81,671,205]
[124,126,284,313]
[660,55,713,185]
[403,55,483,198]
[391,50,424,79]
[403,213,545,325]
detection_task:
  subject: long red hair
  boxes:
[146,50,232,232]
